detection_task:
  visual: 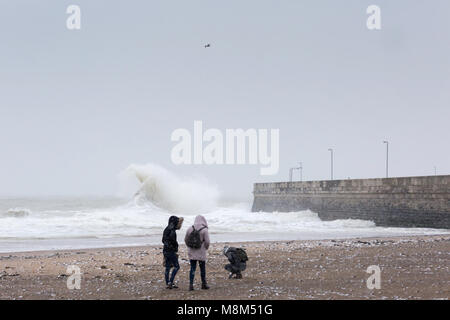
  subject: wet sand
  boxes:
[0,235,449,300]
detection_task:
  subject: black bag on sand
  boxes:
[235,248,248,262]
[186,226,206,249]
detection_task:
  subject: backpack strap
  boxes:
[192,226,206,232]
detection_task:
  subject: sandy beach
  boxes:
[0,235,449,300]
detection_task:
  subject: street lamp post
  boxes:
[383,141,389,178]
[290,163,303,182]
[328,148,334,180]
[299,162,303,182]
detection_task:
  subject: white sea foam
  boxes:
[120,163,219,214]
[3,208,32,218]
[0,163,447,243]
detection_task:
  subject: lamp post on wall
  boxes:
[299,162,303,182]
[328,148,334,180]
[289,163,303,182]
[383,140,389,178]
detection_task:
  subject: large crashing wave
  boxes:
[119,163,219,214]
[0,165,446,242]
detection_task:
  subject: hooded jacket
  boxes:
[184,215,210,261]
[224,247,247,272]
[162,216,180,254]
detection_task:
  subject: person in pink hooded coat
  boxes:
[184,215,210,290]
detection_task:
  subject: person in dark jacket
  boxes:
[162,216,183,289]
[223,246,247,279]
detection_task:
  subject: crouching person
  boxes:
[223,246,248,279]
[162,216,183,289]
[185,215,210,291]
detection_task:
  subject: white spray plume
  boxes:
[118,163,219,214]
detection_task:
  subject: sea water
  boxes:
[0,164,448,253]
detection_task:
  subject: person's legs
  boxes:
[199,261,209,289]
[225,263,240,277]
[199,261,206,283]
[237,262,245,279]
[189,260,197,287]
[225,264,233,279]
[169,254,180,285]
[164,253,172,285]
[235,262,246,279]
[165,265,171,285]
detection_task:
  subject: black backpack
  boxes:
[235,248,248,262]
[186,226,206,249]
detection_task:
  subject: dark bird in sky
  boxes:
[204,44,211,48]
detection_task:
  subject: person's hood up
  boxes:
[176,217,184,230]
[168,216,179,229]
[222,246,229,256]
[193,215,208,230]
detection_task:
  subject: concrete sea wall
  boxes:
[252,175,450,229]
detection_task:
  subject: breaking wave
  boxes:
[0,163,447,242]
[119,163,219,214]
[3,208,32,218]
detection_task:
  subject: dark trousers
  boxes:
[189,260,206,284]
[225,264,241,275]
[164,252,180,285]
[225,261,246,275]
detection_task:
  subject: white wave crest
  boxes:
[4,208,32,218]
[119,163,219,214]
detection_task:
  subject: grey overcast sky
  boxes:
[0,1,449,198]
